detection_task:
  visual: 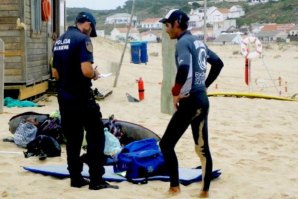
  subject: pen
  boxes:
[92,66,98,79]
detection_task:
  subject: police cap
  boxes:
[75,12,97,37]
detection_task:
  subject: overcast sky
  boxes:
[66,0,128,10]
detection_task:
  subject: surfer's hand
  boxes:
[179,93,190,99]
[173,93,190,110]
[173,96,179,110]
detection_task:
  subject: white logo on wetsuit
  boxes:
[198,47,207,71]
[194,72,205,85]
[194,41,207,86]
[178,58,184,64]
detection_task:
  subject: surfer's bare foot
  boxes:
[168,186,181,195]
[199,191,209,198]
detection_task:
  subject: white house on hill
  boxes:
[188,14,204,28]
[213,19,237,37]
[289,25,298,36]
[228,5,245,18]
[194,6,228,25]
[110,27,140,41]
[139,18,162,30]
[213,33,243,44]
[105,13,138,27]
[248,0,279,5]
[191,5,244,25]
[224,0,247,2]
[140,30,161,42]
[255,30,288,42]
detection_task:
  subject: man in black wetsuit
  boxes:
[52,12,118,190]
[159,9,224,198]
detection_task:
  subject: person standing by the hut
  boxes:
[52,12,118,190]
[159,9,224,198]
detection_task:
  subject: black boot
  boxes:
[71,176,89,188]
[89,180,119,190]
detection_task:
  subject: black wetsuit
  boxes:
[159,31,223,191]
[53,26,105,185]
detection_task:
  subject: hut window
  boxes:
[31,0,42,37]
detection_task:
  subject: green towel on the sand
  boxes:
[4,97,39,108]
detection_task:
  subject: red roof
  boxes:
[218,8,230,14]
[141,18,160,24]
[261,23,295,32]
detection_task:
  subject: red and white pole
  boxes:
[245,57,251,86]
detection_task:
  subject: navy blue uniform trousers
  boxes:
[58,90,105,184]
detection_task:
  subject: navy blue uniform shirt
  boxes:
[53,26,94,96]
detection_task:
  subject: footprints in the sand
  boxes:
[1,191,8,197]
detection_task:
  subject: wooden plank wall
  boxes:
[0,0,24,83]
[25,0,50,85]
[0,0,51,85]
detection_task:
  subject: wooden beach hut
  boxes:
[0,0,66,99]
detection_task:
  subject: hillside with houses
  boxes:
[66,0,298,44]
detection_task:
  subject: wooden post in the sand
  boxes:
[113,0,135,87]
[160,26,176,115]
[0,39,4,113]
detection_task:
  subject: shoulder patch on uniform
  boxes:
[86,41,93,53]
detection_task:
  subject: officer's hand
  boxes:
[93,68,100,80]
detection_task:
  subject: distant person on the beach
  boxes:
[159,9,224,198]
[52,11,118,190]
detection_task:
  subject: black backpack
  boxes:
[24,135,61,160]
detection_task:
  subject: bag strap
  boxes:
[128,178,148,184]
[127,169,149,184]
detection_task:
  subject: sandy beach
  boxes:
[0,38,298,199]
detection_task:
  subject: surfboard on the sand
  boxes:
[82,118,159,148]
[102,119,161,142]
[23,165,221,186]
[208,92,298,102]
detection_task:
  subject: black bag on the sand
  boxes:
[8,112,49,134]
[38,118,65,144]
[24,135,61,159]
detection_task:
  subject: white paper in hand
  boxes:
[98,73,112,78]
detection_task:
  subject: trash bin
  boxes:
[130,42,141,64]
[130,41,148,64]
[140,41,148,64]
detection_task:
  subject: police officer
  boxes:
[52,12,118,190]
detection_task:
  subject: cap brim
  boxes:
[159,18,168,24]
[90,24,97,37]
